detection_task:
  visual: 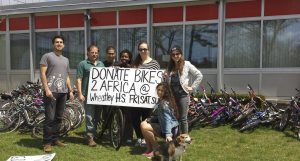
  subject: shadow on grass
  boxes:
[282,130,298,140]
[63,136,86,145]
[128,145,146,155]
[16,138,42,149]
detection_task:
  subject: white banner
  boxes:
[6,153,56,161]
[87,67,163,108]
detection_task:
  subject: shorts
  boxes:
[149,122,179,139]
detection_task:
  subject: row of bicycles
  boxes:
[1,80,299,151]
[0,81,125,151]
[187,82,300,141]
[0,81,85,138]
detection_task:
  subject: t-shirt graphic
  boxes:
[47,73,67,92]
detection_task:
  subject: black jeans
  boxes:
[123,107,133,140]
[43,93,67,144]
[131,108,152,139]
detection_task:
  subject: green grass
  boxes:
[0,125,300,161]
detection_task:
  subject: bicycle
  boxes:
[278,88,300,140]
[97,105,125,151]
[188,82,235,128]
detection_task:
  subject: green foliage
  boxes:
[0,124,300,161]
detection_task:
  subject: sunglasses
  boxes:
[138,48,148,52]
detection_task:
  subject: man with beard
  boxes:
[76,45,105,146]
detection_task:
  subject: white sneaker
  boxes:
[140,139,146,147]
[135,138,142,146]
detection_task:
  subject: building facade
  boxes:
[0,0,299,99]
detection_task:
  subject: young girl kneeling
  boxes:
[140,82,179,158]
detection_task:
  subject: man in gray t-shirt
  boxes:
[40,35,74,153]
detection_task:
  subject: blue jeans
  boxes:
[84,102,101,139]
[176,95,190,134]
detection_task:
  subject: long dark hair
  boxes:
[133,41,149,68]
[167,45,185,75]
[156,82,178,116]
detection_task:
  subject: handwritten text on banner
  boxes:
[87,67,163,108]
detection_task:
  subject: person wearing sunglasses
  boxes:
[132,41,160,147]
[165,45,203,134]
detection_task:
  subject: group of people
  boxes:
[39,35,203,158]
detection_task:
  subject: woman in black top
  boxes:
[132,41,160,147]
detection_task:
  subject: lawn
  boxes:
[0,124,300,161]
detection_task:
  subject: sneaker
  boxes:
[135,138,142,146]
[53,140,66,147]
[135,138,147,147]
[140,139,146,147]
[126,139,132,144]
[142,151,153,159]
[43,144,52,153]
[88,138,97,147]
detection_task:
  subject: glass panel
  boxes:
[35,32,57,69]
[119,27,147,60]
[263,19,300,67]
[153,25,183,68]
[91,29,117,62]
[0,34,6,70]
[185,24,218,68]
[10,33,30,70]
[224,21,260,68]
[61,31,85,69]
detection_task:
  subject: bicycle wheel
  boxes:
[279,108,291,131]
[97,107,108,138]
[188,111,206,128]
[32,116,71,138]
[1,105,23,133]
[239,120,260,132]
[31,113,45,138]
[58,117,72,137]
[0,116,11,132]
[0,102,13,118]
[232,107,254,128]
[64,106,77,129]
[66,101,85,129]
[32,117,44,139]
[109,108,124,151]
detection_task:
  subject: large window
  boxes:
[263,19,300,68]
[224,21,260,68]
[119,27,147,60]
[35,32,57,69]
[185,24,218,68]
[153,25,183,68]
[61,31,85,69]
[10,33,30,70]
[91,29,117,61]
[0,34,5,70]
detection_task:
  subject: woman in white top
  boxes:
[165,45,203,134]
